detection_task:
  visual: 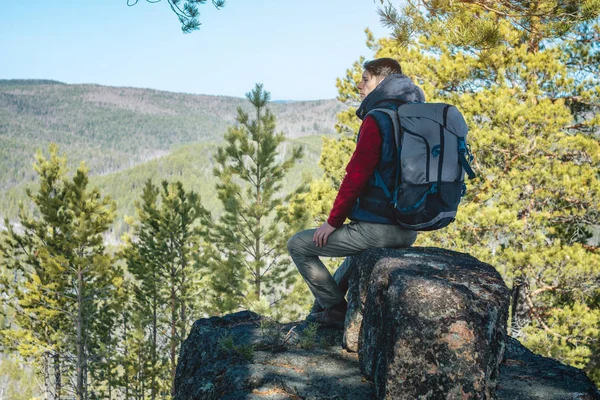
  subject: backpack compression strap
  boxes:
[457,138,476,179]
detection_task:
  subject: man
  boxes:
[287,58,426,325]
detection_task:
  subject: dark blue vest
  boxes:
[348,101,402,224]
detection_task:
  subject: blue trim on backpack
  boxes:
[457,138,476,179]
[373,170,392,199]
[395,183,438,213]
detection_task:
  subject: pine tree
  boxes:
[0,147,71,399]
[122,179,211,397]
[121,180,165,400]
[314,0,599,383]
[159,181,210,396]
[211,83,304,318]
[0,144,121,399]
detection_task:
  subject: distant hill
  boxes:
[0,80,340,240]
[0,80,345,191]
[0,79,66,86]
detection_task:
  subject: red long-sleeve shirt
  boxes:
[327,116,382,228]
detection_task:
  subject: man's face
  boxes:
[358,70,384,100]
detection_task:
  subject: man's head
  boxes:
[358,58,403,100]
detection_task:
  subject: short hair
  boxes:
[363,58,402,77]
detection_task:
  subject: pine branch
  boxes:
[260,257,281,278]
[260,244,279,260]
[525,292,579,347]
[530,285,562,297]
[127,0,226,33]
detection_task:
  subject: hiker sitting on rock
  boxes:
[287,58,425,326]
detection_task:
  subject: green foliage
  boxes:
[257,318,288,350]
[0,144,121,398]
[218,334,255,361]
[314,0,600,384]
[210,83,306,318]
[297,322,319,349]
[379,0,600,47]
[522,301,600,369]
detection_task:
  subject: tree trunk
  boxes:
[255,227,261,300]
[151,266,157,400]
[77,267,84,400]
[170,262,177,398]
[151,297,157,400]
[180,247,187,348]
[108,338,112,400]
[83,337,88,400]
[526,2,541,54]
[123,310,129,400]
[54,353,61,400]
[43,351,52,400]
[254,105,263,301]
[139,344,144,400]
[255,179,262,300]
[510,278,531,336]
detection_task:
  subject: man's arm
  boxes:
[313,116,382,247]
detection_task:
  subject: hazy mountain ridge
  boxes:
[0,80,345,191]
[0,79,66,86]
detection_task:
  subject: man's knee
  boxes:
[287,234,297,256]
[287,232,303,257]
[287,230,313,258]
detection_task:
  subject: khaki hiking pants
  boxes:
[287,221,417,310]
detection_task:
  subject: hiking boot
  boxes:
[306,303,347,327]
[310,300,324,314]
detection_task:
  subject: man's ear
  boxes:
[376,75,385,85]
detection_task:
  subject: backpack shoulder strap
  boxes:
[364,107,403,202]
[366,108,401,149]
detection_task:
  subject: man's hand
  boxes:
[313,222,337,247]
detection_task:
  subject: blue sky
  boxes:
[1,1,391,100]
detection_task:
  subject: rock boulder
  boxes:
[344,247,510,399]
[174,311,374,400]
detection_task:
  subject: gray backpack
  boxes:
[369,103,475,231]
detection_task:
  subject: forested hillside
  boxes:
[0,80,339,236]
[0,79,341,187]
